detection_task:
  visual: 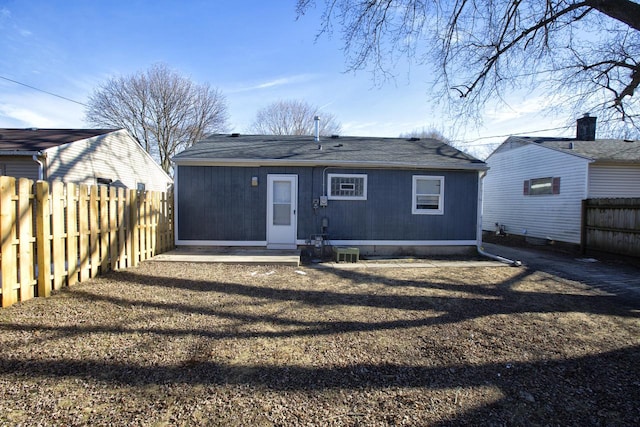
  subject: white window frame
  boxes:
[412,175,444,215]
[327,173,368,200]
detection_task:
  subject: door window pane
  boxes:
[273,204,291,225]
[273,181,291,225]
[274,181,291,204]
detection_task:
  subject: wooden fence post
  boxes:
[36,181,51,299]
[139,191,147,262]
[51,181,66,290]
[151,191,158,257]
[1,176,17,307]
[124,190,132,268]
[580,199,588,255]
[89,186,99,278]
[129,189,139,267]
[117,188,126,270]
[18,178,35,301]
[109,187,118,271]
[78,185,90,281]
[99,186,109,273]
[66,183,78,287]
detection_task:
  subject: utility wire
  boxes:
[455,125,572,146]
[457,116,625,146]
[0,74,88,106]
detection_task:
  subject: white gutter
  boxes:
[476,170,521,266]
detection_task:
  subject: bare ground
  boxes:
[1,262,639,426]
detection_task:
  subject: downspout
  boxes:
[476,170,521,266]
[32,152,44,181]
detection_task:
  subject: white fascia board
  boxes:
[324,240,478,246]
[174,158,487,171]
[176,239,477,247]
[176,240,268,246]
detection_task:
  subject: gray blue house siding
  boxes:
[177,165,479,242]
[173,134,487,253]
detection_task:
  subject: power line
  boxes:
[0,74,88,106]
[456,116,626,146]
[454,124,573,146]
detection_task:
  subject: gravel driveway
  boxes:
[1,261,639,426]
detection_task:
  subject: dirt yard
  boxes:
[0,261,639,426]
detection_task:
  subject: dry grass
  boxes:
[1,262,639,426]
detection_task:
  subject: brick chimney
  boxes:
[576,113,596,141]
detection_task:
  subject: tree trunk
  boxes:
[586,0,640,31]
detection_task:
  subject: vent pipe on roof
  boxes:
[314,116,320,143]
[576,113,596,141]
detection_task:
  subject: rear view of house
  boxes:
[173,133,487,256]
[0,128,172,191]
[483,115,640,245]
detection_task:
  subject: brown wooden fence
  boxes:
[1,176,174,308]
[581,198,640,257]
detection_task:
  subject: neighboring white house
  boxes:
[482,115,640,244]
[0,128,172,191]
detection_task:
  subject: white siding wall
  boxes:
[45,130,172,191]
[588,164,640,197]
[483,144,589,244]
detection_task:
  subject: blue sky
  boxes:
[0,0,576,158]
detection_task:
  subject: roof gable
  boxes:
[173,134,487,170]
[492,136,640,163]
[0,128,119,151]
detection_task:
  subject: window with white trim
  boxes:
[328,173,367,200]
[412,175,444,215]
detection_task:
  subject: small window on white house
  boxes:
[328,174,367,200]
[524,177,560,196]
[412,176,444,215]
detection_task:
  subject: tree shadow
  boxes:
[0,344,637,424]
[1,264,639,424]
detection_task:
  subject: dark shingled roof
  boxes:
[506,136,640,162]
[0,128,118,151]
[173,134,487,170]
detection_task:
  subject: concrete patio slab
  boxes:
[151,247,301,266]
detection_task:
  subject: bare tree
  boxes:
[297,0,640,135]
[250,99,342,136]
[85,63,229,173]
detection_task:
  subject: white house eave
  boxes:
[173,158,488,171]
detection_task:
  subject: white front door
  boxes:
[267,174,298,249]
